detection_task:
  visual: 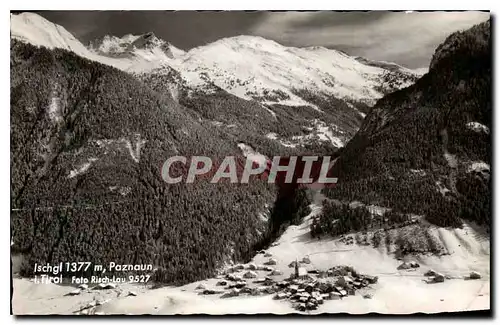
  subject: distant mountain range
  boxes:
[11,12,423,150]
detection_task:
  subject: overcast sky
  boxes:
[33,11,490,69]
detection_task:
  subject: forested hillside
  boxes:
[10,40,310,284]
[316,20,491,236]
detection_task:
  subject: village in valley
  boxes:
[191,250,483,313]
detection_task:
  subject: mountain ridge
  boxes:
[10,12,420,107]
[11,12,424,152]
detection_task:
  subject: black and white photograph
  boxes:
[9,9,491,316]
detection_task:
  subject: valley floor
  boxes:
[12,197,490,315]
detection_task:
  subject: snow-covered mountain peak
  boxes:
[204,35,283,51]
[11,13,185,73]
[89,32,185,59]
[177,34,420,107]
[10,12,90,57]
[88,34,140,54]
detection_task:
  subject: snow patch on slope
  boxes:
[313,120,345,148]
[467,161,490,174]
[93,135,146,163]
[466,122,489,134]
[68,158,98,179]
[410,169,426,177]
[444,152,458,168]
[237,143,268,166]
[125,135,147,163]
[436,180,451,197]
[262,105,277,119]
[48,95,63,123]
[266,120,346,149]
[266,133,278,140]
[346,102,366,118]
